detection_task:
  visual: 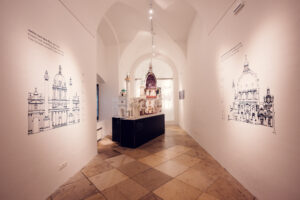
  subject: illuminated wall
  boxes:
[181,0,300,199]
[0,0,98,199]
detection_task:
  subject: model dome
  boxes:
[146,63,157,89]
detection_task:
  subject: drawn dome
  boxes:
[53,65,67,88]
[237,58,259,93]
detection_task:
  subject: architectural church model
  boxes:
[28,66,80,134]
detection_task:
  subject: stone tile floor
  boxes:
[48,125,256,200]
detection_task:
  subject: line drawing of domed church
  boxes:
[28,65,80,134]
[228,56,275,129]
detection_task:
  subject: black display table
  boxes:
[112,114,165,148]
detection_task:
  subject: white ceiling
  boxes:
[97,0,196,47]
[105,2,149,44]
[60,0,235,89]
[61,0,235,54]
[60,0,196,44]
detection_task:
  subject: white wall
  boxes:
[181,0,300,200]
[96,42,120,137]
[96,37,106,139]
[96,18,120,137]
[0,0,98,199]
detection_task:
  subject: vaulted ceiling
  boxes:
[60,0,235,57]
[102,0,196,45]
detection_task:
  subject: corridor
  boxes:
[49,126,255,200]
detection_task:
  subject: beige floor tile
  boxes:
[84,193,106,200]
[206,178,255,200]
[165,124,180,129]
[85,155,106,166]
[102,179,148,200]
[155,160,189,177]
[101,190,127,200]
[139,154,168,167]
[176,137,200,148]
[139,193,163,200]
[141,146,171,154]
[176,168,216,192]
[52,178,98,200]
[118,160,151,177]
[165,126,186,135]
[173,154,201,167]
[123,149,151,159]
[154,149,180,160]
[185,148,216,162]
[98,137,115,146]
[98,149,122,159]
[89,169,128,191]
[159,139,177,147]
[140,141,174,154]
[192,160,225,179]
[154,179,201,200]
[197,193,220,200]
[185,149,208,160]
[81,160,114,177]
[112,145,130,154]
[63,171,86,186]
[132,168,172,191]
[168,145,191,154]
[105,154,135,168]
[49,125,255,200]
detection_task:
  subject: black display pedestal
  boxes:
[112,114,165,148]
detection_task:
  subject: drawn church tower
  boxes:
[43,70,50,130]
[68,77,74,124]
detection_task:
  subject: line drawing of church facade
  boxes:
[28,65,80,134]
[228,56,275,129]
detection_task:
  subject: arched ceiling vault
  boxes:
[101,0,196,51]
[60,0,235,81]
[96,0,197,90]
[60,0,197,55]
[60,0,235,47]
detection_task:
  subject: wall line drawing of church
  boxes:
[28,65,80,134]
[228,56,275,129]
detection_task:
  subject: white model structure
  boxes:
[143,64,162,115]
[117,64,162,118]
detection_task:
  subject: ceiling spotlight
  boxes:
[152,45,156,49]
[149,9,153,15]
[149,15,153,20]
